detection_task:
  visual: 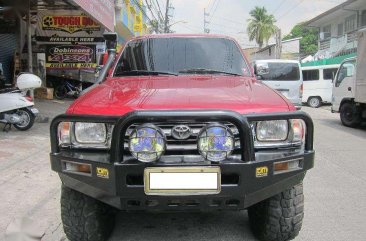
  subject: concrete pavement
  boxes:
[1,101,365,240]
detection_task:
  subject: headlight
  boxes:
[129,124,166,162]
[256,120,288,141]
[254,119,305,148]
[198,124,234,162]
[57,122,113,149]
[75,122,107,143]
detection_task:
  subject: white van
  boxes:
[253,59,303,109]
[301,65,340,108]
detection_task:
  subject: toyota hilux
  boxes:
[50,34,314,241]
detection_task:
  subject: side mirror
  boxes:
[103,32,118,51]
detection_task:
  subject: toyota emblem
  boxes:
[171,125,192,140]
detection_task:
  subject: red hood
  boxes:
[67,75,294,116]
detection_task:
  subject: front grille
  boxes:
[123,122,240,154]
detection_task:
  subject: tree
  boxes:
[283,24,318,56]
[247,6,277,48]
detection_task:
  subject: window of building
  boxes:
[337,23,344,36]
[323,68,338,80]
[362,10,366,27]
[322,25,331,39]
[345,14,356,32]
[302,70,319,81]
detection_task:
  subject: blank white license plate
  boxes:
[144,167,221,195]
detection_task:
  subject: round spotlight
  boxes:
[129,124,166,162]
[197,124,235,162]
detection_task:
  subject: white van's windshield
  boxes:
[259,62,300,81]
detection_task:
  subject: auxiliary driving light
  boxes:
[198,124,235,162]
[129,124,166,162]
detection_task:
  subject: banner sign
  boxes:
[45,45,97,69]
[36,11,104,43]
[71,0,115,32]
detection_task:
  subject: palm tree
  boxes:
[247,6,277,48]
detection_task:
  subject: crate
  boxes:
[35,87,54,100]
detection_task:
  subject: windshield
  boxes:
[257,62,300,81]
[114,37,250,76]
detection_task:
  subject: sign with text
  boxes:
[45,45,97,69]
[36,11,104,43]
[133,24,142,32]
[71,0,115,31]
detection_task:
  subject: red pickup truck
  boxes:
[50,34,314,241]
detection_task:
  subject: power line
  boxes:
[277,0,305,20]
[209,15,246,25]
[272,0,287,15]
[152,0,164,21]
[209,0,220,22]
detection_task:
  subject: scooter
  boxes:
[0,73,42,131]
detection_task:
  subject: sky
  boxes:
[151,0,347,48]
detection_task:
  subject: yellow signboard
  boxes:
[133,24,142,32]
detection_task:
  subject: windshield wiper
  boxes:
[115,70,178,76]
[178,68,242,76]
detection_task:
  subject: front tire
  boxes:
[13,109,35,131]
[340,102,361,127]
[248,183,304,241]
[61,185,116,241]
[307,96,321,108]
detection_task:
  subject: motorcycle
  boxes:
[0,73,42,131]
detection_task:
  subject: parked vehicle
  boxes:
[50,33,315,241]
[0,73,41,131]
[332,28,366,127]
[54,79,82,100]
[253,59,303,109]
[301,64,339,108]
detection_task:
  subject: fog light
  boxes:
[129,124,166,162]
[198,124,234,162]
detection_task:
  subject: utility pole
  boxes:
[275,27,282,59]
[164,0,170,33]
[204,8,210,33]
[27,0,33,73]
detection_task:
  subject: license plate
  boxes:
[144,167,221,195]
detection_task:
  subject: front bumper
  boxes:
[50,110,315,211]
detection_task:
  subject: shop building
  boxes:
[0,0,148,92]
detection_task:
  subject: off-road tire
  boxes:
[61,185,116,241]
[340,102,361,127]
[307,96,322,108]
[248,183,304,241]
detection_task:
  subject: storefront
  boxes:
[0,0,148,91]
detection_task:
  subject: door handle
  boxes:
[348,87,352,91]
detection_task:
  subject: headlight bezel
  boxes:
[57,121,113,149]
[252,119,306,148]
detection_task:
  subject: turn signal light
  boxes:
[273,159,302,174]
[63,161,91,175]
